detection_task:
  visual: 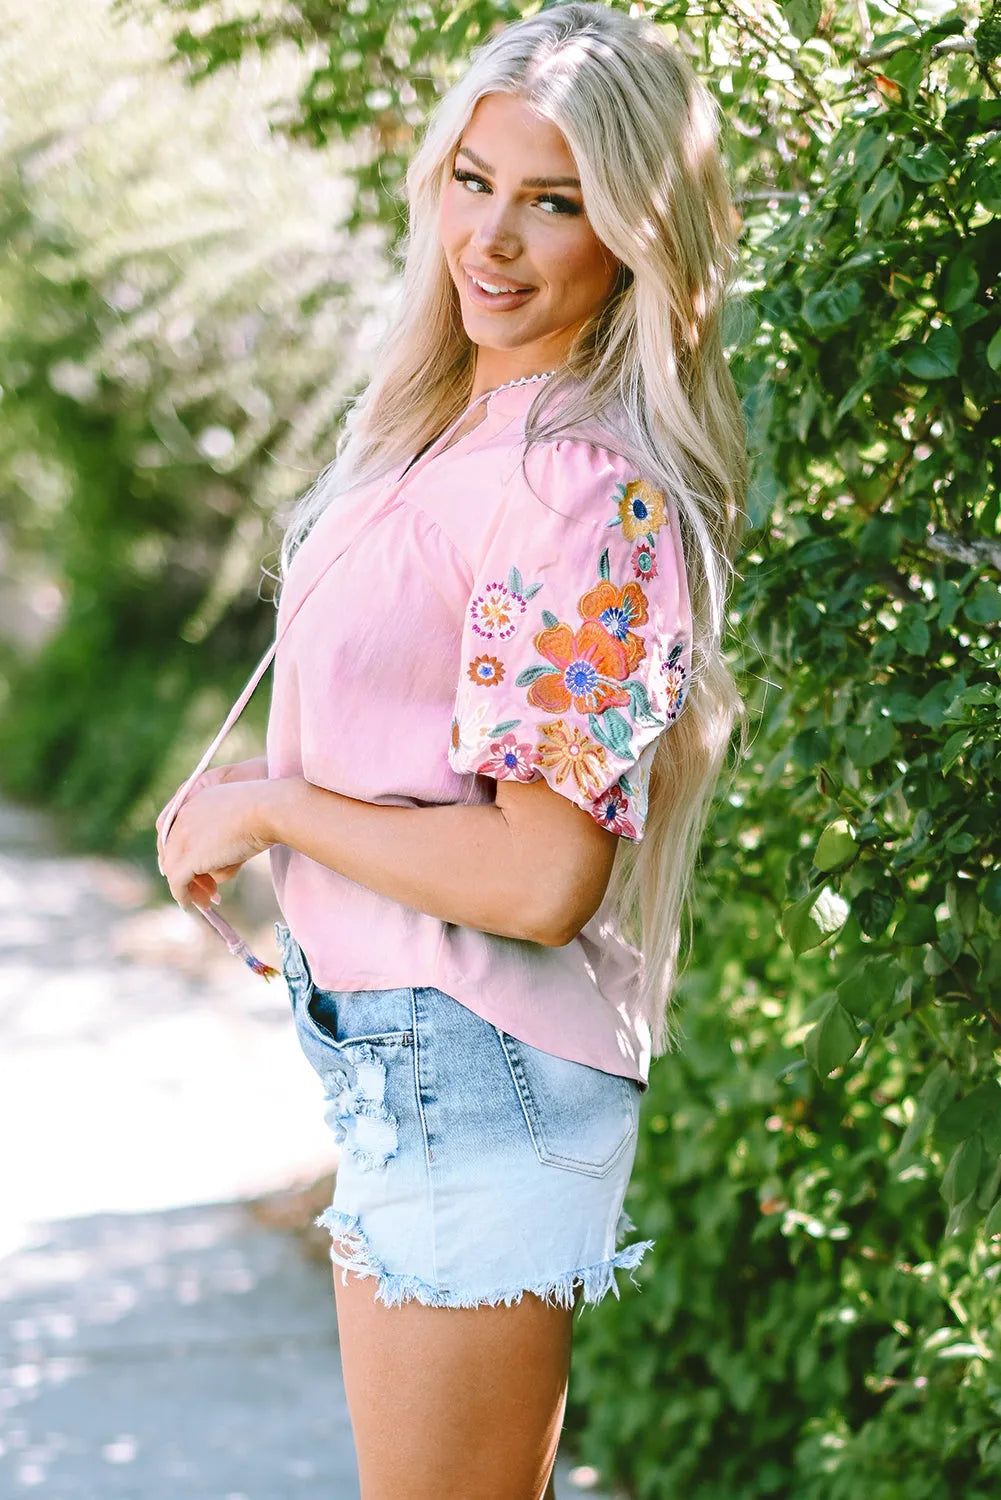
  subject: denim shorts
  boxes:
[275,923,654,1311]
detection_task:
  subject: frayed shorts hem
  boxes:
[317,1206,655,1312]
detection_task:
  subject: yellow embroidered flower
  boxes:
[617,480,668,543]
[537,719,608,798]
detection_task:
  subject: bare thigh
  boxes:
[331,1256,576,1500]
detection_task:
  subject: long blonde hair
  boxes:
[279,3,748,1055]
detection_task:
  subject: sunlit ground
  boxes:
[0,801,612,1496]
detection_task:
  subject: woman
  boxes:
[157,4,747,1496]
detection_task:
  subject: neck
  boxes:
[470,349,563,400]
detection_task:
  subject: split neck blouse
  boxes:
[265,375,693,1087]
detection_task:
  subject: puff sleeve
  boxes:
[447,439,693,840]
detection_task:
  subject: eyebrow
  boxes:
[455,145,581,190]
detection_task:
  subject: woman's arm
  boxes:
[259,773,618,947]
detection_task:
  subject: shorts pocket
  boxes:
[495,1029,640,1178]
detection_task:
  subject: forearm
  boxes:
[260,777,561,946]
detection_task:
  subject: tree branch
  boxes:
[926,530,1001,573]
[857,36,976,66]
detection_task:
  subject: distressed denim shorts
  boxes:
[275,923,654,1311]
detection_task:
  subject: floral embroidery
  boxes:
[537,720,608,797]
[577,579,649,672]
[519,620,630,716]
[631,542,658,580]
[607,479,668,545]
[591,784,638,839]
[660,642,688,721]
[468,564,543,640]
[475,733,540,782]
[452,700,522,756]
[467,654,505,687]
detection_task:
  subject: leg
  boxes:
[331,1259,574,1500]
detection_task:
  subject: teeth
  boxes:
[471,275,525,296]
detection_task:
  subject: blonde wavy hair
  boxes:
[278,2,748,1056]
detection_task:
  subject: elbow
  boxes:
[522,895,593,949]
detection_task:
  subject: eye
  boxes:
[453,167,490,194]
[536,193,582,217]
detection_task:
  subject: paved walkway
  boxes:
[0,798,611,1497]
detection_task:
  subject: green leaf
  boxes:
[988,326,1001,374]
[814,819,857,872]
[984,1198,1001,1238]
[935,1084,1001,1147]
[540,610,559,629]
[588,709,633,758]
[941,1134,983,1206]
[846,718,895,768]
[802,281,862,333]
[515,665,557,687]
[900,326,961,379]
[965,583,1001,624]
[487,719,520,736]
[893,904,938,945]
[946,878,979,938]
[781,886,850,956]
[508,565,523,596]
[982,871,1001,916]
[853,888,895,939]
[598,547,610,581]
[940,729,968,773]
[881,45,925,96]
[625,678,665,728]
[898,144,950,182]
[898,609,931,655]
[781,0,821,41]
[943,253,979,312]
[804,1000,861,1076]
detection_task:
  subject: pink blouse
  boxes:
[265,376,693,1087]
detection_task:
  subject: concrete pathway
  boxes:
[0,798,613,1498]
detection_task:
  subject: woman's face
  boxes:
[439,92,620,385]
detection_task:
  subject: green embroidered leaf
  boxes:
[488,719,521,736]
[598,547,610,581]
[522,581,543,600]
[626,678,665,727]
[540,610,559,629]
[605,517,621,529]
[515,665,558,687]
[618,774,636,796]
[508,565,523,597]
[666,642,684,668]
[589,709,634,758]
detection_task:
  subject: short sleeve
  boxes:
[447,439,693,841]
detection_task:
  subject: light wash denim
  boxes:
[276,922,654,1311]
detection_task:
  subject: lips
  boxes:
[463,268,536,311]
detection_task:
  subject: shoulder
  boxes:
[507,433,660,537]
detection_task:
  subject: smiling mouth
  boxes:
[464,269,535,298]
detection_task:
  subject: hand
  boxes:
[155,755,268,845]
[157,775,275,912]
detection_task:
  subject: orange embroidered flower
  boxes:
[467,655,505,687]
[527,620,630,715]
[450,718,461,750]
[577,579,649,672]
[537,720,608,797]
[616,480,668,543]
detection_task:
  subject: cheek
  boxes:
[544,230,616,305]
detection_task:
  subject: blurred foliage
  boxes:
[3,0,1001,1493]
[0,0,391,851]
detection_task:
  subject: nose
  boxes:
[470,198,521,260]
